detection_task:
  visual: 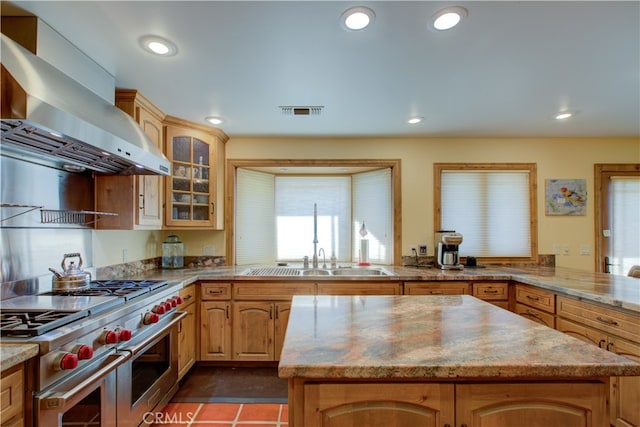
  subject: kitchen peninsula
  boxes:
[278,295,640,427]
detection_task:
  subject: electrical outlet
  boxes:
[553,244,560,255]
[203,244,215,255]
[580,244,591,256]
[562,245,570,256]
[122,249,129,262]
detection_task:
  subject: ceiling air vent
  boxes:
[279,106,324,116]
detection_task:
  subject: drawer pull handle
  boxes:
[526,295,540,301]
[606,342,614,352]
[598,339,606,348]
[596,316,618,326]
[208,289,225,295]
[183,294,193,301]
[483,290,499,294]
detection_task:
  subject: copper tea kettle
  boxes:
[49,252,92,292]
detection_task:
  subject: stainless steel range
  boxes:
[0,279,186,427]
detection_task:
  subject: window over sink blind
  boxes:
[439,168,533,258]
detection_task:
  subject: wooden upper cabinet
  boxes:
[164,116,227,229]
[95,89,165,229]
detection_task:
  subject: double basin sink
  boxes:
[242,266,396,277]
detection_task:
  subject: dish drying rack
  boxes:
[1,204,117,225]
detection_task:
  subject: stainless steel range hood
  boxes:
[1,34,170,175]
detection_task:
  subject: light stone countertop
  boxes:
[0,343,39,372]
[277,295,640,380]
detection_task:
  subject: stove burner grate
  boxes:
[0,309,88,337]
[49,279,168,300]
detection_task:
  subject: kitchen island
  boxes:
[278,295,640,427]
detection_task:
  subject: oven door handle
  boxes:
[121,310,187,356]
[38,352,128,410]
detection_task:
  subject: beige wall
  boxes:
[226,136,640,271]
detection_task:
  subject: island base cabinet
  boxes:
[289,380,609,427]
[456,382,608,427]
[301,382,454,427]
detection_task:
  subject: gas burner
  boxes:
[0,309,88,337]
[46,279,169,301]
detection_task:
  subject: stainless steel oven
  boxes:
[116,310,185,427]
[34,351,128,427]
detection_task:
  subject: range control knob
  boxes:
[174,296,183,305]
[168,298,177,308]
[118,329,133,341]
[73,344,94,360]
[100,330,120,345]
[143,312,159,325]
[163,301,172,311]
[56,353,79,371]
[152,304,166,315]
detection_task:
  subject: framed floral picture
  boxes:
[545,179,587,215]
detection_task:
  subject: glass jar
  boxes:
[162,235,184,269]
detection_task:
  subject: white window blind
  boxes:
[353,169,392,264]
[275,176,351,261]
[610,176,640,276]
[235,168,275,265]
[440,170,531,257]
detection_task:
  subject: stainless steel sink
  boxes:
[300,269,331,276]
[329,268,391,276]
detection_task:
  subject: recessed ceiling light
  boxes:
[341,6,376,31]
[205,116,223,125]
[139,35,178,57]
[431,6,468,31]
[407,117,424,124]
[554,112,574,120]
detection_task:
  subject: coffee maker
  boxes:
[436,231,464,270]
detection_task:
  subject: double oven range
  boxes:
[0,279,186,427]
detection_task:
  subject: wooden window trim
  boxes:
[226,159,402,265]
[434,162,538,264]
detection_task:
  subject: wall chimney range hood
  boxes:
[0,34,170,175]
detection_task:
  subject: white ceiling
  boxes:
[4,1,640,139]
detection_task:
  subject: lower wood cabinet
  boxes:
[200,301,232,360]
[556,296,640,427]
[232,301,290,361]
[1,363,24,427]
[316,281,402,295]
[472,281,510,310]
[177,285,197,379]
[294,380,608,427]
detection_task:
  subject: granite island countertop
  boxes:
[277,295,640,380]
[0,343,39,371]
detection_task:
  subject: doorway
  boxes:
[594,164,640,274]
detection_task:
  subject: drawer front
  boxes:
[179,284,197,306]
[557,296,640,344]
[516,285,555,313]
[404,281,470,295]
[233,282,315,300]
[1,364,23,426]
[515,302,555,328]
[201,282,232,300]
[473,282,508,301]
[317,282,402,295]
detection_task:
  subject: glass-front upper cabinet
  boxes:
[164,117,227,228]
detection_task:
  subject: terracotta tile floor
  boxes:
[150,402,288,426]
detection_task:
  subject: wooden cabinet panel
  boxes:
[233,301,274,361]
[404,281,470,295]
[1,363,24,427]
[557,296,640,344]
[177,287,197,380]
[456,382,608,427]
[515,302,555,328]
[164,116,227,229]
[201,282,231,300]
[274,302,291,360]
[516,285,555,314]
[316,282,402,295]
[473,282,509,301]
[95,90,164,229]
[200,301,232,360]
[302,383,454,427]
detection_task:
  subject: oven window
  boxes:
[62,388,101,426]
[131,337,170,403]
